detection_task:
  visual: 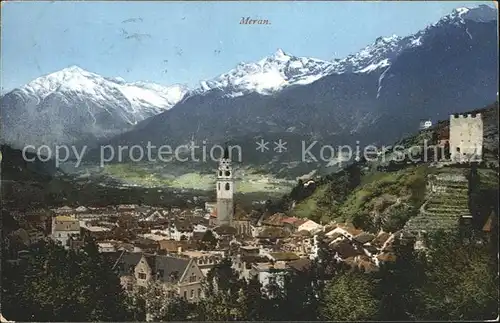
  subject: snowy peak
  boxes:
[196,5,497,97]
[19,66,190,115]
[2,66,191,148]
[23,65,103,98]
[374,35,402,45]
[451,5,497,23]
[436,4,497,26]
[196,32,411,96]
[197,50,337,96]
[346,5,496,74]
[64,65,87,73]
[271,48,289,61]
[454,7,472,17]
[340,34,407,73]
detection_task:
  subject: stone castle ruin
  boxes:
[404,112,487,239]
[449,113,483,163]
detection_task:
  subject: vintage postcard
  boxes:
[1,1,498,322]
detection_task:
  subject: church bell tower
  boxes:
[216,147,234,226]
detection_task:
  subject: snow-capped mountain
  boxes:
[99,5,497,175]
[345,6,496,72]
[193,33,420,97]
[1,66,189,148]
[19,66,188,120]
[2,5,497,157]
[194,5,496,98]
[438,5,497,25]
[192,34,417,97]
[196,49,337,97]
[194,44,406,97]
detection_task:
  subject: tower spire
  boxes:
[216,142,234,227]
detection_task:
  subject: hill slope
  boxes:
[282,102,499,232]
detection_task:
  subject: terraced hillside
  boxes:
[404,168,470,232]
[288,165,429,234]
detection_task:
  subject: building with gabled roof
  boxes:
[297,219,322,233]
[116,252,205,302]
[51,215,80,249]
[181,250,224,276]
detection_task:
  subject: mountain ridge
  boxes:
[94,5,497,174]
[1,66,190,149]
[1,5,497,156]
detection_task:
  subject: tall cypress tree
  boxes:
[375,235,426,321]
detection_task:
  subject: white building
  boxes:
[326,226,353,239]
[297,220,322,234]
[419,120,433,130]
[250,262,288,296]
[167,221,194,241]
[51,215,80,249]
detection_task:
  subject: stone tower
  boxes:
[449,113,483,163]
[216,147,234,227]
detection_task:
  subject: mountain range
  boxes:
[1,66,189,148]
[1,5,498,175]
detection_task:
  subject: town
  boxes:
[6,147,383,299]
[3,109,498,320]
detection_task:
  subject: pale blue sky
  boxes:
[1,1,496,92]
